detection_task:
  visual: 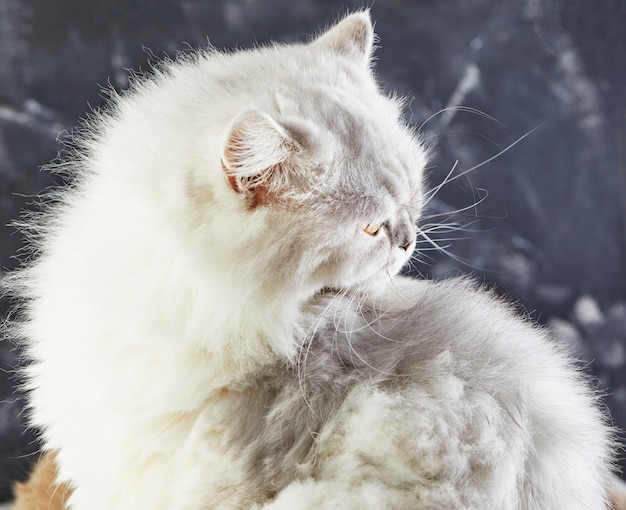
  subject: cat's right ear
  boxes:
[313,11,374,67]
[220,109,300,206]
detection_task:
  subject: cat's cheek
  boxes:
[336,243,387,287]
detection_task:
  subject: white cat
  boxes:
[8,11,616,510]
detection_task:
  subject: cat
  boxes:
[6,10,619,509]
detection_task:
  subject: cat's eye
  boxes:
[363,222,382,236]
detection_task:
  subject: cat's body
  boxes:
[228,277,612,509]
[14,277,617,510]
[7,12,615,509]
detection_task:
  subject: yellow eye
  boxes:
[363,222,382,236]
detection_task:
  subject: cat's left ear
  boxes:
[220,109,300,206]
[313,11,375,67]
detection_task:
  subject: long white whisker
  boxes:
[416,106,511,134]
[415,244,454,251]
[418,221,484,234]
[415,236,470,244]
[428,126,540,195]
[423,160,459,207]
[420,201,494,222]
[415,225,485,270]
[297,289,350,414]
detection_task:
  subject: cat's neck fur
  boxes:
[154,227,316,385]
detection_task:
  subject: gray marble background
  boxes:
[0,0,624,501]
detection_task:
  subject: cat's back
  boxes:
[261,278,613,509]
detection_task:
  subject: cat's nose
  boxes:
[400,237,415,251]
[397,228,416,251]
[400,239,415,251]
[394,213,416,251]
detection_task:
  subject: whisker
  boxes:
[415,106,512,135]
[415,236,470,244]
[403,258,427,278]
[423,160,459,208]
[420,201,491,223]
[419,222,480,233]
[414,225,486,271]
[427,126,540,197]
[416,243,453,251]
[296,289,350,413]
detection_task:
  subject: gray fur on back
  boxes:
[236,277,614,508]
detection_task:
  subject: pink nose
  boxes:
[401,239,415,251]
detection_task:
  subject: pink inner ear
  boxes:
[350,21,372,56]
[220,109,303,208]
[221,154,276,209]
[221,157,243,194]
[314,12,374,66]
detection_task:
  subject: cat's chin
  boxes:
[340,270,405,295]
[350,259,413,292]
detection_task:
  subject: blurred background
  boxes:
[0,0,624,502]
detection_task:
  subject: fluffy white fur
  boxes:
[8,11,614,510]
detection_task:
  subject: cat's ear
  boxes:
[221,109,300,205]
[313,11,374,67]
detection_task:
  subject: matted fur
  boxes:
[6,11,617,509]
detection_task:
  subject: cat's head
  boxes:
[195,12,429,297]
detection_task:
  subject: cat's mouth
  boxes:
[387,245,415,276]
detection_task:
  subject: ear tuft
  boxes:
[221,109,299,202]
[313,11,374,67]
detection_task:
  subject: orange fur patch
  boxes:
[13,452,71,510]
[610,476,626,510]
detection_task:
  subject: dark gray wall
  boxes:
[1,0,624,500]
